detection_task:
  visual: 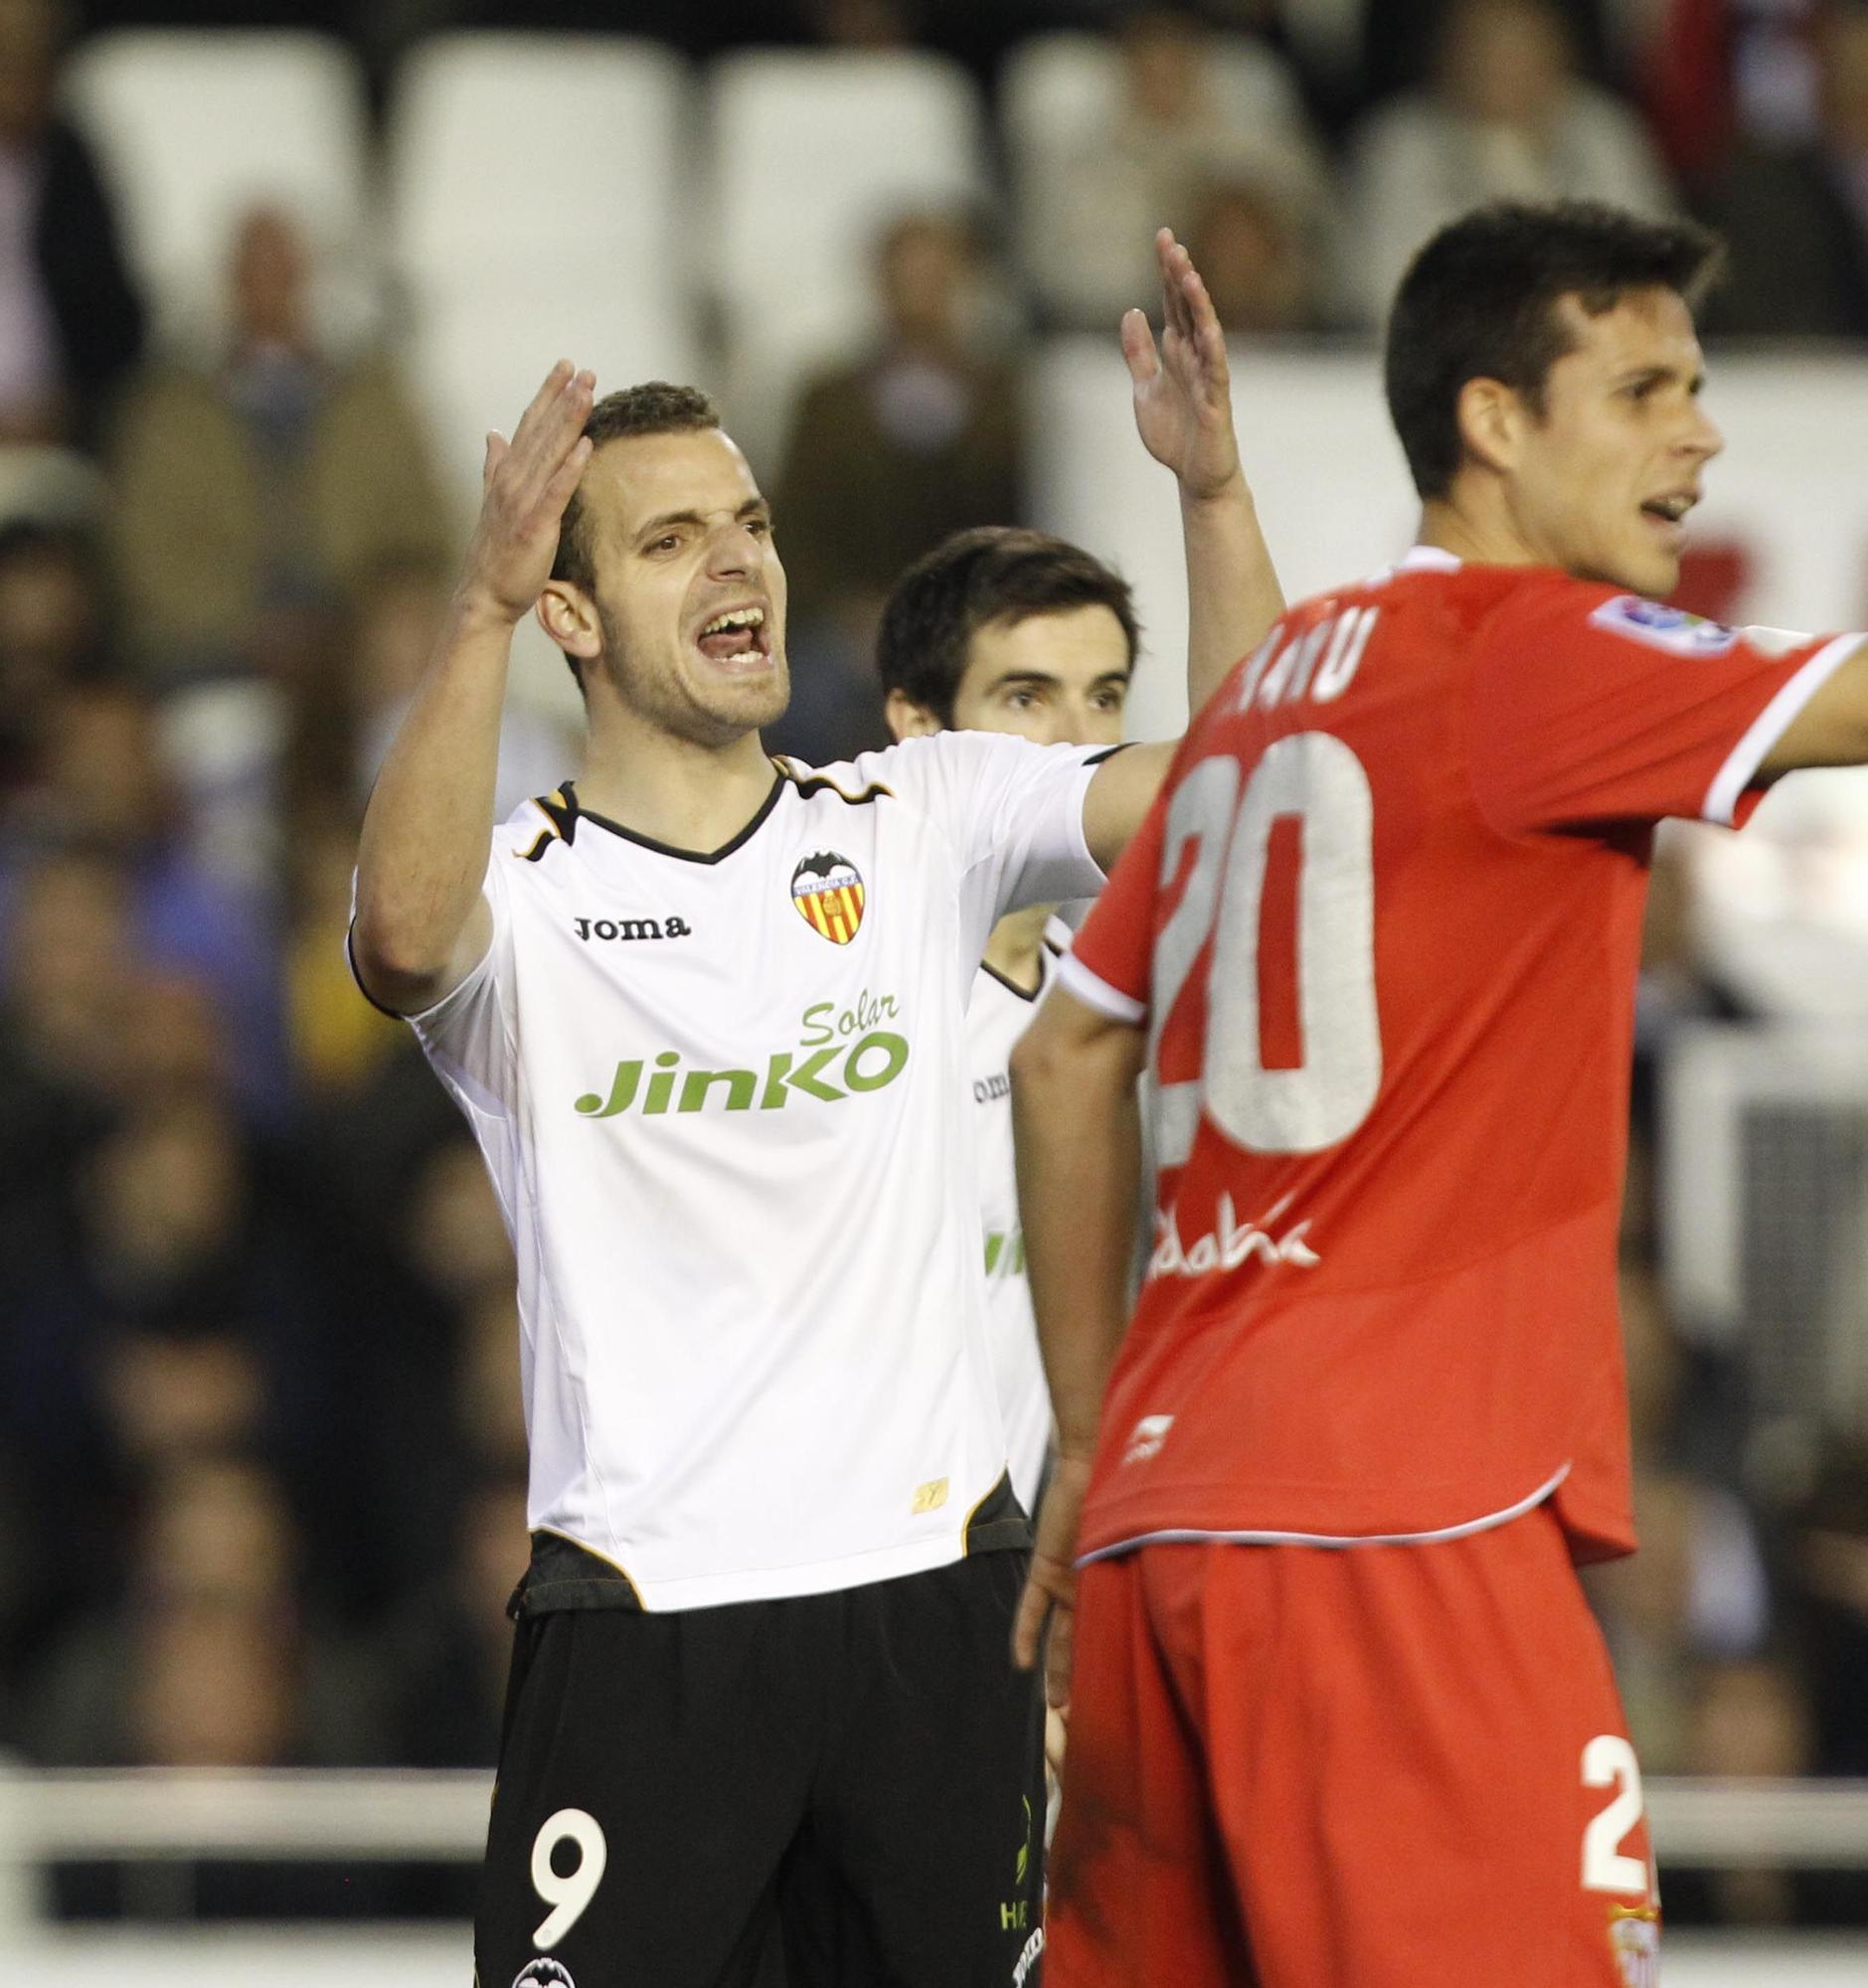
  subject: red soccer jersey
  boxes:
[1064,549,1861,1563]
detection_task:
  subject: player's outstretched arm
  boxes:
[1128,226,1284,716]
[353,362,594,1015]
[1078,231,1286,873]
[1008,984,1145,1715]
[1759,637,1868,778]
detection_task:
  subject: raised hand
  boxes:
[1123,229,1243,504]
[462,361,596,623]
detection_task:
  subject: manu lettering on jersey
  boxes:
[572,915,692,942]
[1147,1192,1320,1280]
[574,995,910,1118]
[1233,604,1380,716]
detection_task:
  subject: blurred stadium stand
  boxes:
[387,34,701,506]
[707,48,990,468]
[62,32,374,351]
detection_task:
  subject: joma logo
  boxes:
[573,915,691,943]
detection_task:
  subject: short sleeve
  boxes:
[347,847,518,1113]
[870,732,1111,917]
[1466,580,1863,837]
[1058,773,1169,1026]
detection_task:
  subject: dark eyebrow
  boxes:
[636,509,706,543]
[1613,363,1702,395]
[635,498,771,544]
[984,671,1062,694]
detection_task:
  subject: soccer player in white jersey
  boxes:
[350,232,1275,1988]
[877,530,1252,1518]
[882,532,1138,1512]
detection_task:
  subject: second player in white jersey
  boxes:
[968,914,1074,1510]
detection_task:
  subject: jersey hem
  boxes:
[1074,1462,1573,1564]
[526,1520,1028,1614]
[1701,631,1863,825]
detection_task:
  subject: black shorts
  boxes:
[473,1551,1046,1988]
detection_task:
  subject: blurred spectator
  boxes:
[1669,1656,1819,1923]
[1342,0,1674,325]
[1699,1,1868,337]
[23,1452,373,1764]
[455,1287,529,1476]
[284,801,402,1101]
[0,0,145,448]
[1587,1268,1772,1768]
[348,552,574,825]
[1185,170,1327,332]
[107,202,449,678]
[1790,1448,1868,1774]
[1,679,285,1109]
[770,209,1021,761]
[800,0,920,43]
[0,844,132,1142]
[20,1451,387,1923]
[1021,6,1330,332]
[0,517,112,803]
[377,1472,528,1767]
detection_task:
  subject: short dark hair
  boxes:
[552,382,720,596]
[1384,201,1725,500]
[876,527,1140,726]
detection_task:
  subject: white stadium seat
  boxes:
[704,50,990,469]
[388,34,693,283]
[386,36,702,563]
[62,31,371,343]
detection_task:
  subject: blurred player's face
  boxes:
[573,429,789,747]
[948,605,1131,747]
[1499,287,1722,597]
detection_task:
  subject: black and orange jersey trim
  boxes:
[774,756,894,807]
[518,786,579,861]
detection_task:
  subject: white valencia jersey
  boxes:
[403,735,1107,1611]
[966,919,1073,1513]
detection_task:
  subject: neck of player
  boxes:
[1417,492,1543,571]
[573,702,777,855]
[983,902,1053,995]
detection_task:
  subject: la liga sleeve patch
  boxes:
[1586,595,1743,657]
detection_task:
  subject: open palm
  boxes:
[1124,228,1243,503]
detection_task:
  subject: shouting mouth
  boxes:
[694,603,772,669]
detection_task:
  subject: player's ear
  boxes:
[885,688,941,742]
[1454,376,1525,478]
[538,581,602,663]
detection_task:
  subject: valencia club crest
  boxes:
[791,850,866,944]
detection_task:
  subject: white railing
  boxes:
[1,1769,1867,1866]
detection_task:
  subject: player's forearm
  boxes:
[1182,471,1283,716]
[1011,1022,1143,1463]
[354,587,514,986]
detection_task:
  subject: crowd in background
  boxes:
[3,0,1868,1927]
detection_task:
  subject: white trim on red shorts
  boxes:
[1074,1461,1573,1565]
